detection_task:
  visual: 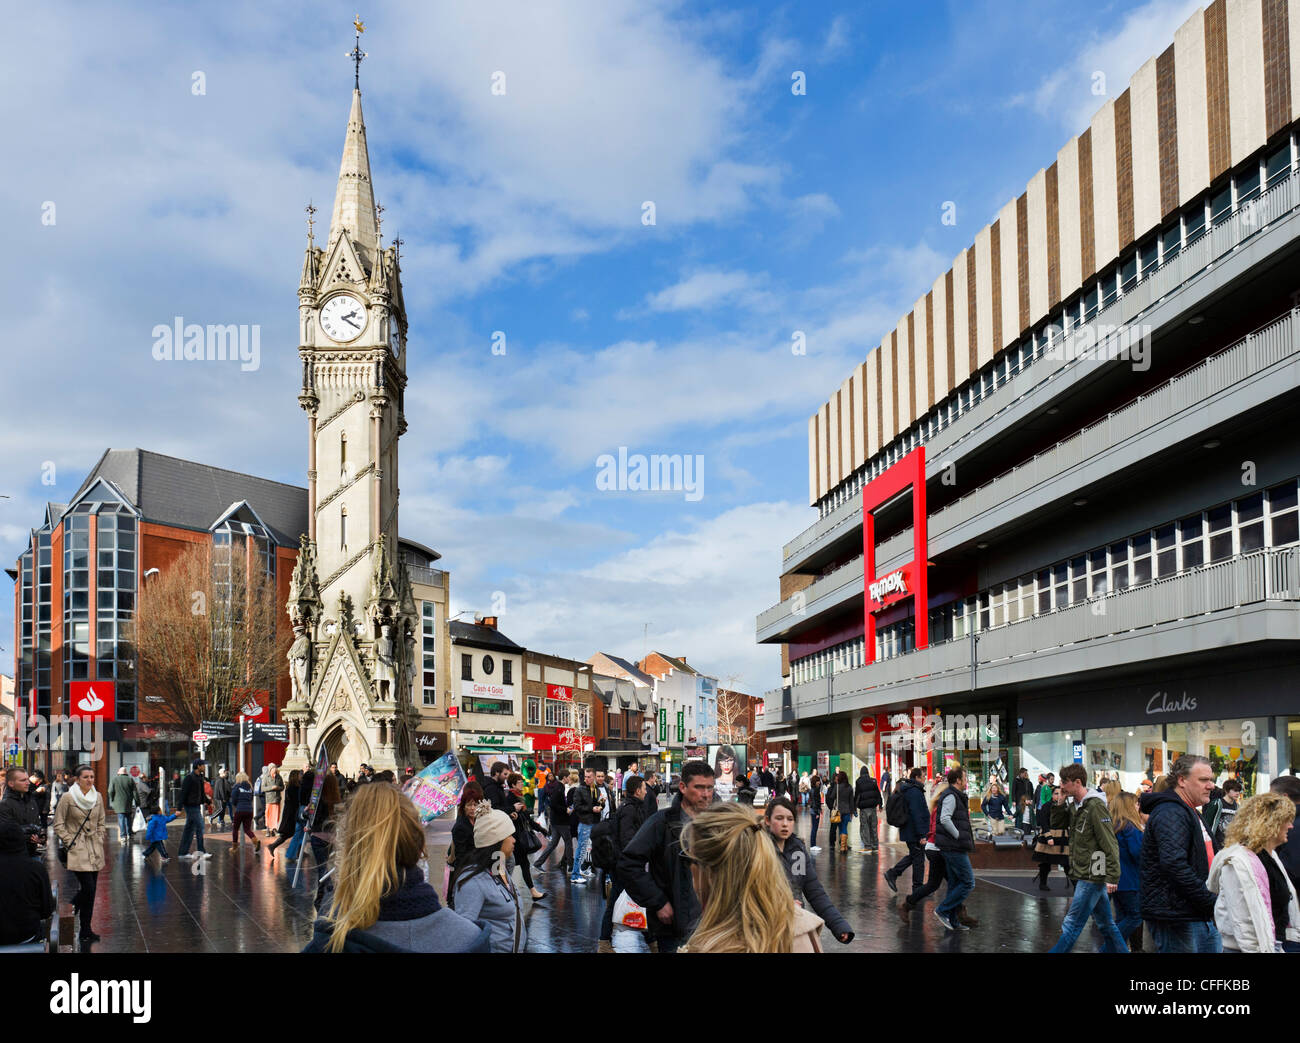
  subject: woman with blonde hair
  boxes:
[304,782,488,953]
[1208,792,1300,953]
[1107,791,1144,950]
[680,802,825,952]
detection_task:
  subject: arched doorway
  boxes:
[320,719,371,778]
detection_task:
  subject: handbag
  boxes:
[612,889,648,930]
[830,809,841,825]
[519,826,542,855]
[57,805,92,866]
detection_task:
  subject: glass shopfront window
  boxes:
[1020,730,1078,783]
[1164,718,1266,795]
[1081,724,1161,791]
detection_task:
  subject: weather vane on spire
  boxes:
[347,15,367,90]
[375,201,385,246]
[305,201,317,244]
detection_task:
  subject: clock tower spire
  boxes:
[284,21,418,776]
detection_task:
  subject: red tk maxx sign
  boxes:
[862,447,929,665]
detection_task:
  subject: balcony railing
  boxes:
[790,547,1300,712]
[758,306,1300,638]
[782,167,1300,568]
[406,564,446,588]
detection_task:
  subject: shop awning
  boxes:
[765,732,798,743]
[466,745,528,754]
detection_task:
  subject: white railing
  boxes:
[782,169,1300,567]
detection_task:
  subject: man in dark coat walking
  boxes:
[884,768,929,895]
[853,767,883,852]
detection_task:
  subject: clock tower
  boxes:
[282,46,420,774]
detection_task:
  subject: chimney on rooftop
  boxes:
[480,615,498,630]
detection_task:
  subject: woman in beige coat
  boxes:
[53,764,107,944]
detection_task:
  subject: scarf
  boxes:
[376,866,443,922]
[69,785,100,813]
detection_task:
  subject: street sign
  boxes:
[6,743,19,758]
[191,731,209,744]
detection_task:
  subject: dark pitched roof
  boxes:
[71,449,308,546]
[592,653,655,688]
[648,652,696,677]
[450,620,525,653]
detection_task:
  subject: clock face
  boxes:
[319,294,368,343]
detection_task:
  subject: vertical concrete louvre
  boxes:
[1156,46,1181,217]
[1091,102,1120,274]
[1130,60,1162,236]
[1057,141,1082,293]
[1028,174,1049,323]
[874,349,884,452]
[1290,0,1300,121]
[828,390,841,486]
[888,331,899,440]
[807,415,819,505]
[866,350,881,458]
[997,204,1018,351]
[1226,0,1267,167]
[852,363,867,471]
[1114,91,1135,247]
[1176,10,1211,206]
[1207,0,1233,179]
[1262,0,1292,136]
[906,312,919,422]
[945,269,957,391]
[1078,128,1096,279]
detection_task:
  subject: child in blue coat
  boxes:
[144,810,179,862]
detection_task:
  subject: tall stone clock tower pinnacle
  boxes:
[282,22,419,774]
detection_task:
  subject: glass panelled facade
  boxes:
[96,505,137,721]
[421,601,437,706]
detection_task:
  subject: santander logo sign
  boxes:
[69,682,115,721]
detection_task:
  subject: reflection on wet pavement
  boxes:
[44,814,1072,953]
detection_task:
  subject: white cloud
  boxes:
[642,269,762,313]
[1012,0,1202,135]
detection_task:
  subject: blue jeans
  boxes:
[117,812,132,839]
[836,814,851,837]
[809,813,820,848]
[1150,920,1223,954]
[178,806,206,855]
[1050,881,1129,953]
[936,851,974,917]
[284,818,307,860]
[1109,890,1143,947]
[573,823,593,881]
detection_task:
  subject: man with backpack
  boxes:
[884,768,930,896]
[853,767,883,852]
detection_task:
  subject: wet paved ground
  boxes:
[44,812,1079,953]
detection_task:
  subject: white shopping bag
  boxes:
[612,889,648,930]
[132,808,147,834]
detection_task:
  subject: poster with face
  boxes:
[707,744,747,790]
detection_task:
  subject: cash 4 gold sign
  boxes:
[862,447,929,664]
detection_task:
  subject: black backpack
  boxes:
[588,818,617,872]
[885,785,910,829]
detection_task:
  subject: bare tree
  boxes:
[715,675,750,745]
[554,698,592,764]
[134,540,289,727]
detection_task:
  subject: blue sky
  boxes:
[0,0,1201,697]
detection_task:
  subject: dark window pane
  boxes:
[1090,548,1107,573]
[1183,542,1204,568]
[1210,184,1232,223]
[1269,482,1298,513]
[1133,557,1152,585]
[1237,166,1260,203]
[1157,550,1176,576]
[1185,205,1206,242]
[1110,542,1128,561]
[1207,504,1232,531]
[1053,564,1068,585]
[1238,492,1263,523]
[1038,590,1051,614]
[1209,532,1233,562]
[1156,524,1176,550]
[1265,144,1290,187]
[1180,515,1203,538]
[1131,532,1152,555]
[1239,522,1264,553]
[1273,511,1299,546]
[1073,578,1087,600]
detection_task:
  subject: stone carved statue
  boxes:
[403,621,416,706]
[288,626,312,702]
[375,623,396,701]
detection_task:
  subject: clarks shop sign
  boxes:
[1019,666,1291,733]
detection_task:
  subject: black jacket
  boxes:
[231,782,254,815]
[1139,790,1217,922]
[808,781,823,813]
[179,772,207,809]
[0,790,41,856]
[1276,808,1300,893]
[571,784,602,825]
[482,776,511,814]
[934,786,973,853]
[1011,775,1034,809]
[0,849,56,945]
[212,775,233,803]
[618,795,700,941]
[614,793,650,854]
[853,771,882,809]
[542,780,569,826]
[771,833,852,940]
[825,780,854,818]
[277,784,301,839]
[896,779,930,845]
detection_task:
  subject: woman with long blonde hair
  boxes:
[303,782,487,953]
[681,802,825,952]
[1209,792,1300,952]
[1107,791,1144,950]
